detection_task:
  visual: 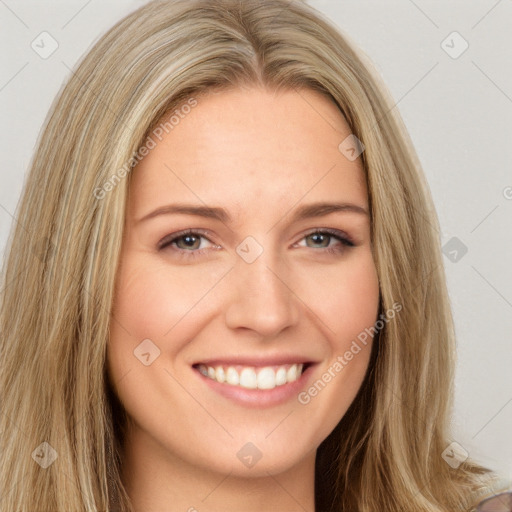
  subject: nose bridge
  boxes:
[224,243,300,336]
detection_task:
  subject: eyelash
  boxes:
[158,228,355,260]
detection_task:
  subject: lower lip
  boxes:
[194,365,315,408]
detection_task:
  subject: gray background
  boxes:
[1,0,511,481]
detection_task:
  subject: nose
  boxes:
[224,252,301,338]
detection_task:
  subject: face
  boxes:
[107,86,380,480]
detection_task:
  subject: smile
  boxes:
[195,363,308,389]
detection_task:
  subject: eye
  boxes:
[158,229,218,257]
[296,229,355,254]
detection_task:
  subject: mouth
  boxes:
[193,362,313,390]
[191,357,317,408]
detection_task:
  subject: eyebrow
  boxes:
[136,201,369,225]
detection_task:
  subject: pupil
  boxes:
[183,235,197,247]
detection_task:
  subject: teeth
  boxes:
[197,363,305,389]
[240,368,257,389]
[215,366,225,383]
[226,366,239,386]
[287,364,298,382]
[257,367,275,390]
[275,367,287,386]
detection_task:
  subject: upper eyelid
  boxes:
[296,228,353,244]
[158,228,216,249]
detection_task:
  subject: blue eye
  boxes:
[158,228,355,259]
[299,229,355,254]
[158,229,216,258]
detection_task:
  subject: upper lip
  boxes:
[193,355,318,368]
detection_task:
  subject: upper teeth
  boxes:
[197,363,304,389]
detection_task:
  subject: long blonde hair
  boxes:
[0,1,504,510]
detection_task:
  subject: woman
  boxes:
[0,0,507,510]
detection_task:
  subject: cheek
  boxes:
[110,252,227,340]
[295,254,379,437]
[107,254,181,381]
[336,257,380,341]
[107,251,232,387]
[298,251,380,345]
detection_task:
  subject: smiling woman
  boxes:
[0,1,507,511]
[108,86,380,510]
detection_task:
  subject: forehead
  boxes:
[127,86,368,222]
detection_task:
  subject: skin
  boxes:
[107,85,380,512]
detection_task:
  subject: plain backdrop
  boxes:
[1,0,511,482]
